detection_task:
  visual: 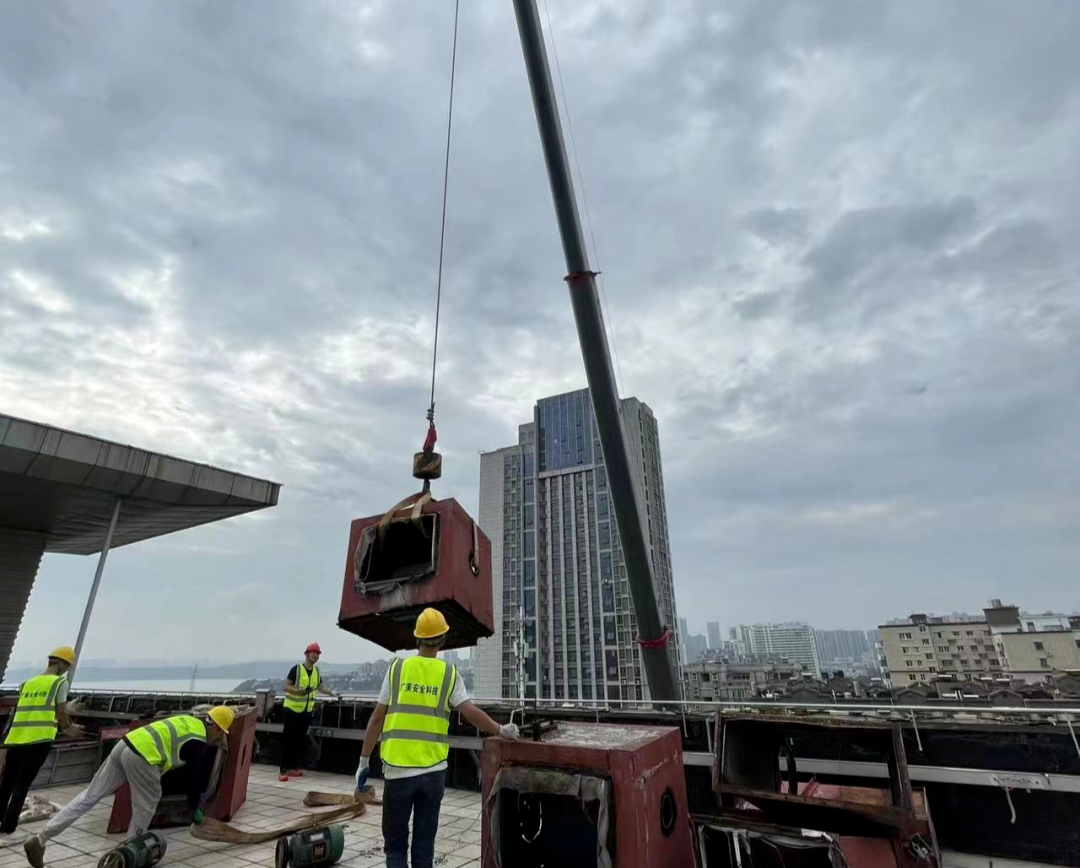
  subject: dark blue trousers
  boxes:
[381,771,445,868]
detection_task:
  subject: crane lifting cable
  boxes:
[368,0,460,558]
[336,0,495,655]
[411,0,461,495]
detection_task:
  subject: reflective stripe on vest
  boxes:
[4,674,67,746]
[380,657,456,770]
[126,715,207,772]
[284,662,320,714]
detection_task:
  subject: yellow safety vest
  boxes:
[126,715,207,773]
[284,663,320,714]
[4,674,67,746]
[380,657,457,770]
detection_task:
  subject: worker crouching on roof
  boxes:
[0,647,79,848]
[280,643,340,782]
[355,608,520,868]
[22,706,234,868]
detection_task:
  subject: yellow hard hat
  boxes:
[414,608,450,639]
[208,706,235,734]
[48,646,76,665]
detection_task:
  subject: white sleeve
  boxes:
[447,667,470,709]
[377,665,393,705]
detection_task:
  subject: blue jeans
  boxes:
[382,771,445,868]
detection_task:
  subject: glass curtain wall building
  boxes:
[474,389,679,703]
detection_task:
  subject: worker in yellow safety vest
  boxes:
[22,707,235,868]
[0,647,79,847]
[280,643,340,782]
[355,608,520,868]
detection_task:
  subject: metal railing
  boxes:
[5,686,1079,721]
[5,686,1079,792]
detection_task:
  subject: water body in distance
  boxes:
[1,678,245,693]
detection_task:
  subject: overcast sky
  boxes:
[3,1,1078,668]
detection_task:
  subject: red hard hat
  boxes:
[305,643,322,654]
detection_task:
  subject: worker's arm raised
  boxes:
[457,701,519,739]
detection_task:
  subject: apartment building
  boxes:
[878,614,1005,686]
[985,600,1080,684]
[731,622,821,674]
[472,389,679,703]
[880,601,1080,687]
[683,661,800,702]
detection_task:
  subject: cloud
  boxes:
[803,502,895,525]
[2,0,1079,669]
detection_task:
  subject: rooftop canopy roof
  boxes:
[1,413,282,678]
[0,413,280,554]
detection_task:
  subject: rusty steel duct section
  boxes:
[712,714,939,868]
[481,722,695,867]
[337,498,494,652]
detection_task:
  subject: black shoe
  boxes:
[24,835,45,868]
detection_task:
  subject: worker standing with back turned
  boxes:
[280,643,339,782]
[0,647,78,848]
[355,608,519,868]
[23,706,233,868]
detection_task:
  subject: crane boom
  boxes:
[511,0,681,703]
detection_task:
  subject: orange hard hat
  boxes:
[305,643,322,654]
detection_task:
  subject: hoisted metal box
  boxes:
[481,722,694,868]
[337,497,493,652]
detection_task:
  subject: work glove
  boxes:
[354,757,370,792]
[192,809,204,825]
[498,723,521,740]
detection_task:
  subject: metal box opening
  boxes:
[481,723,694,868]
[693,817,841,868]
[496,790,603,866]
[487,767,612,868]
[356,514,439,592]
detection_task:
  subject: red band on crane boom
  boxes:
[636,626,673,650]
